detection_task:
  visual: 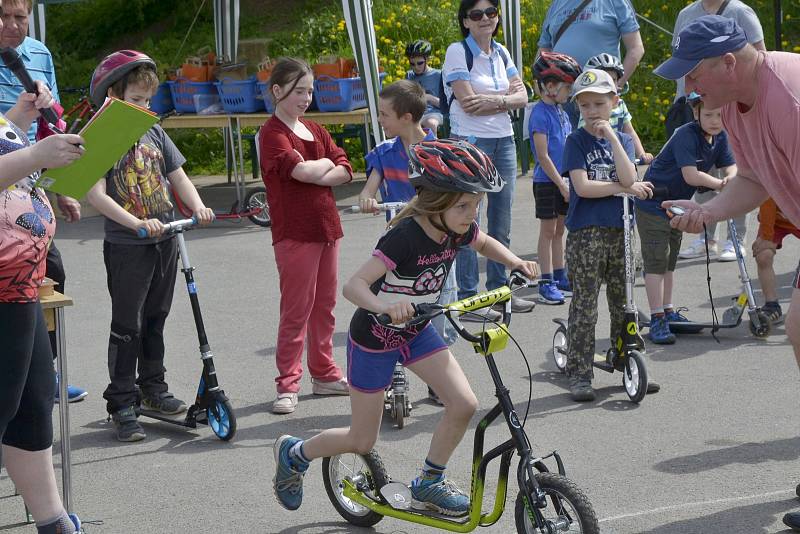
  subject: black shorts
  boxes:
[533,182,568,220]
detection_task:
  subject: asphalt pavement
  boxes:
[1,175,798,534]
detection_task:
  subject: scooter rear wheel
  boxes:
[515,472,599,533]
[207,397,236,441]
[244,187,271,227]
[623,350,648,403]
[552,325,568,373]
[393,393,406,429]
[322,451,390,527]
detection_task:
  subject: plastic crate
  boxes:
[167,79,217,113]
[256,81,274,113]
[314,73,386,112]
[215,77,265,113]
[149,82,174,114]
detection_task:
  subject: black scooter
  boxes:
[136,218,236,440]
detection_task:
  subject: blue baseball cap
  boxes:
[654,15,748,80]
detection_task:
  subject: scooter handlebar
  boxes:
[137,216,198,238]
[349,202,407,214]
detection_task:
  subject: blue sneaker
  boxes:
[537,281,565,305]
[555,276,572,295]
[273,435,308,511]
[55,373,88,403]
[410,475,469,516]
[69,513,82,533]
[649,316,676,345]
[665,308,690,323]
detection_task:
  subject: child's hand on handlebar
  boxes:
[638,152,654,165]
[193,207,215,225]
[359,196,379,214]
[381,300,416,325]
[511,260,540,281]
[136,218,166,238]
[627,181,654,199]
[717,177,728,190]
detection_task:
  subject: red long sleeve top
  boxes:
[259,116,352,245]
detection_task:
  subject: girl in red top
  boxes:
[260,58,353,414]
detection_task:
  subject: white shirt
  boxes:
[442,35,518,138]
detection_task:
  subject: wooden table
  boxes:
[40,291,75,513]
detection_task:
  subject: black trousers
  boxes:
[0,302,55,451]
[102,239,178,413]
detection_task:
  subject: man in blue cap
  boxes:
[656,14,800,531]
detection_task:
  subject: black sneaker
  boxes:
[111,406,146,442]
[647,381,661,394]
[141,391,187,415]
[783,511,800,531]
[569,378,595,402]
[428,386,444,406]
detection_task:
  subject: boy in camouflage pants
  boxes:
[560,69,658,401]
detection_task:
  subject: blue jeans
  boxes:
[455,135,517,298]
[432,264,458,346]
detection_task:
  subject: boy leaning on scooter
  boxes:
[85,50,214,442]
[634,93,735,344]
[561,69,658,402]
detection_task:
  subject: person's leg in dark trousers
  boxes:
[137,238,178,399]
[102,241,156,414]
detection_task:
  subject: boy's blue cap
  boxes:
[654,15,748,80]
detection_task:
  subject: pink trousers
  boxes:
[273,238,343,393]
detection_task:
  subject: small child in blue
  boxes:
[561,69,655,403]
[635,94,735,344]
[405,39,443,133]
[529,51,582,304]
[273,139,538,517]
[578,54,654,164]
[359,80,454,403]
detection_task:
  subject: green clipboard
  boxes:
[36,98,159,199]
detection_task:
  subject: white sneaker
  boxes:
[272,392,298,414]
[311,377,350,396]
[718,240,744,262]
[679,237,717,259]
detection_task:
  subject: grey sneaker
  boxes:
[460,306,502,323]
[569,378,595,402]
[510,295,536,313]
[141,391,187,415]
[111,406,146,442]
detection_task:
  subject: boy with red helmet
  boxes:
[85,50,214,442]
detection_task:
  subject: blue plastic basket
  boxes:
[314,73,386,112]
[215,77,265,113]
[167,79,217,113]
[149,82,174,114]
[256,81,274,113]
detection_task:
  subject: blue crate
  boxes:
[314,73,386,112]
[256,81,274,113]
[149,82,174,114]
[167,79,217,113]
[215,77,265,113]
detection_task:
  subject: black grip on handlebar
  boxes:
[696,186,711,193]
[651,186,669,199]
[376,313,393,326]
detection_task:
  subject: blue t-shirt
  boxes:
[0,37,59,142]
[537,0,639,67]
[529,101,572,184]
[406,68,442,115]
[636,122,735,218]
[365,130,436,217]
[562,127,635,231]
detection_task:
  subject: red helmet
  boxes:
[90,50,157,108]
[408,139,504,194]
[533,51,582,84]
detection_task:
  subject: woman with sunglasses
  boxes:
[537,0,644,128]
[443,0,534,318]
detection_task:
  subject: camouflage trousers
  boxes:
[565,227,626,380]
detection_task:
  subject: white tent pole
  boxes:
[214,0,239,62]
[28,0,46,43]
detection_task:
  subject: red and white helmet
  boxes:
[89,50,156,108]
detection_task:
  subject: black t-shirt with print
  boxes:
[349,217,478,351]
[103,124,187,244]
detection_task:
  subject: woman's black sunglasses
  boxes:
[467,6,499,21]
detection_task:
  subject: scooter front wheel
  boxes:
[749,311,771,338]
[515,472,599,533]
[207,397,237,441]
[322,451,390,527]
[552,325,568,373]
[244,187,271,227]
[623,350,648,403]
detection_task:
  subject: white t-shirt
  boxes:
[442,35,518,138]
[673,0,765,100]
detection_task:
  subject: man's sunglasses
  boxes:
[410,60,426,66]
[467,6,499,21]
